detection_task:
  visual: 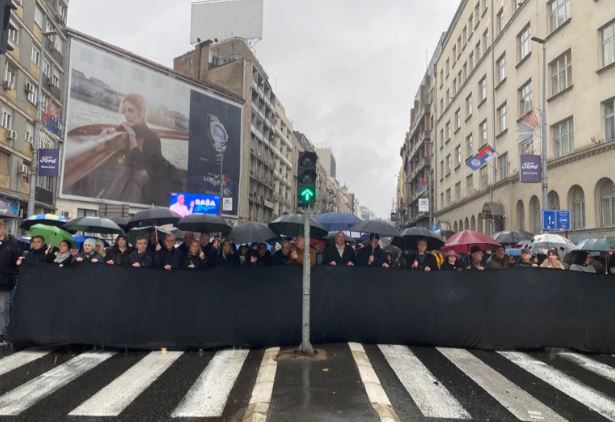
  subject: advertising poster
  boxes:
[61,38,242,216]
[520,154,541,183]
[169,192,220,217]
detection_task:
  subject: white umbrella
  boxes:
[530,233,576,256]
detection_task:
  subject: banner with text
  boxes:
[520,154,541,183]
[38,148,59,176]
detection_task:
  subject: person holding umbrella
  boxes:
[17,236,53,266]
[408,239,439,271]
[323,231,356,267]
[105,235,133,266]
[127,237,154,268]
[155,233,183,271]
[357,234,388,268]
[73,238,103,264]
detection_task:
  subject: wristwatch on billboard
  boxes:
[208,114,229,156]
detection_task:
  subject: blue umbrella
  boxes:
[19,213,70,230]
[316,212,362,231]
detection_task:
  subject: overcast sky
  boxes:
[67,0,459,218]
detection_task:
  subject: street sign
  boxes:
[431,224,440,231]
[418,198,429,213]
[390,212,399,221]
[542,209,571,231]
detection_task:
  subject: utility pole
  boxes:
[299,206,314,355]
[532,36,548,226]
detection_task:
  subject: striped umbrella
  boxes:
[19,214,69,230]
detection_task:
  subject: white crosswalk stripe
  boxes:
[243,347,280,422]
[558,352,615,383]
[439,348,566,421]
[69,351,183,417]
[0,349,50,377]
[0,351,114,416]
[379,345,471,419]
[501,351,615,421]
[172,349,249,418]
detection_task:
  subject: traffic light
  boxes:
[0,0,16,55]
[297,151,317,207]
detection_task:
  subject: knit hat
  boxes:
[83,238,97,249]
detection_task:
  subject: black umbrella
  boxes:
[269,214,328,239]
[493,230,535,245]
[177,214,231,234]
[392,227,444,251]
[127,226,170,246]
[350,220,399,237]
[64,216,124,235]
[110,216,130,230]
[125,208,181,231]
[227,222,279,244]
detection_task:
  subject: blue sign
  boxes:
[542,209,571,231]
[169,192,220,217]
[431,224,440,232]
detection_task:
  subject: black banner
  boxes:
[9,264,615,352]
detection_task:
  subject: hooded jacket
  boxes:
[0,235,19,290]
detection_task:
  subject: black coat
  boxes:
[73,252,103,264]
[155,247,184,269]
[183,254,207,270]
[21,247,52,264]
[271,250,291,266]
[407,252,439,271]
[203,244,218,267]
[105,246,133,266]
[217,251,236,266]
[127,251,153,268]
[440,260,463,271]
[323,244,356,266]
[0,235,19,291]
[356,245,387,267]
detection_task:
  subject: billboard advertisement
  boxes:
[519,154,541,183]
[38,148,59,176]
[61,38,242,216]
[190,0,264,43]
[169,192,220,216]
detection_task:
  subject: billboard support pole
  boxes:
[299,206,314,355]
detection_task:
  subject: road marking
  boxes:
[350,343,400,422]
[0,350,50,377]
[558,352,615,383]
[242,347,280,422]
[172,349,249,418]
[379,345,471,419]
[501,351,615,421]
[439,348,566,421]
[0,351,114,416]
[69,351,183,417]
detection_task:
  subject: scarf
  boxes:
[54,251,71,264]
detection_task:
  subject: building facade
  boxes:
[432,0,615,238]
[0,0,69,230]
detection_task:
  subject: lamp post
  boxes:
[531,36,548,220]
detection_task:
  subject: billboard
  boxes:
[61,38,242,216]
[169,192,220,216]
[519,154,541,183]
[190,0,264,43]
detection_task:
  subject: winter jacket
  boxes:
[127,251,153,268]
[155,247,184,269]
[104,246,133,266]
[20,246,53,264]
[487,255,512,269]
[0,235,19,291]
[406,252,439,271]
[356,245,387,267]
[271,250,291,265]
[73,252,103,264]
[440,260,463,271]
[323,244,356,266]
[183,254,207,270]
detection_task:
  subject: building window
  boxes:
[497,103,507,134]
[455,182,461,202]
[597,178,615,227]
[466,133,474,157]
[518,80,532,115]
[482,29,488,51]
[514,0,526,11]
[446,154,451,175]
[446,189,451,207]
[4,62,15,90]
[568,185,585,229]
[479,76,487,103]
[549,0,570,32]
[25,123,33,144]
[453,78,457,96]
[0,151,8,175]
[446,121,451,141]
[497,153,508,181]
[446,59,450,77]
[474,2,480,25]
[552,117,574,158]
[1,108,13,130]
[463,62,467,81]
[446,89,450,105]
[463,26,467,47]
[550,50,572,96]
[34,5,44,28]
[496,54,506,84]
[605,97,615,141]
[31,47,41,67]
[475,40,481,60]
[466,174,474,194]
[439,69,444,87]
[518,24,531,62]
[479,120,488,145]
[529,196,540,234]
[479,165,488,189]
[469,14,474,33]
[77,209,98,217]
[455,108,461,130]
[601,21,615,68]
[466,94,473,117]
[26,81,37,104]
[516,200,525,230]
[457,37,462,58]
[440,160,444,179]
[496,8,504,34]
[455,145,462,167]
[548,191,560,210]
[439,129,444,148]
[453,45,457,63]
[7,20,18,46]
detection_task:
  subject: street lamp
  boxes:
[208,114,228,214]
[531,36,548,221]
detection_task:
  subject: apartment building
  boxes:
[0,0,68,230]
[433,0,615,238]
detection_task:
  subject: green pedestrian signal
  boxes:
[297,151,318,207]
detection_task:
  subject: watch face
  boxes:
[209,121,228,152]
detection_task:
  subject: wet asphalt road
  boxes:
[1,343,615,421]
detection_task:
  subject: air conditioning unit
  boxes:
[6,130,16,140]
[18,163,29,175]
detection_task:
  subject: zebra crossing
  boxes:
[0,344,614,421]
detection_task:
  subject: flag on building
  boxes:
[465,144,497,171]
[517,109,540,142]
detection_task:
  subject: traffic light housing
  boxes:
[297,151,317,207]
[0,0,16,55]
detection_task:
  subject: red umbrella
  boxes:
[442,230,501,254]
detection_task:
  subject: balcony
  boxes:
[44,39,63,66]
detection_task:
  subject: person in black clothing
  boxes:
[0,221,19,342]
[323,231,356,267]
[408,239,439,271]
[235,244,251,266]
[272,241,292,265]
[73,238,103,264]
[463,245,486,271]
[441,250,463,271]
[200,232,218,267]
[177,232,195,256]
[16,236,53,266]
[155,233,183,270]
[256,243,273,266]
[127,237,153,268]
[183,240,207,270]
[105,235,133,266]
[514,248,537,268]
[356,234,389,268]
[217,241,236,265]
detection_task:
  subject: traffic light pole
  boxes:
[298,206,314,355]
